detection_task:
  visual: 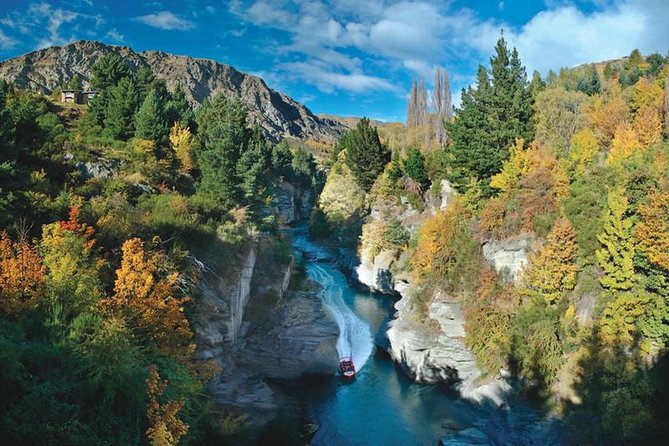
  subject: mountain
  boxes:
[0,40,346,143]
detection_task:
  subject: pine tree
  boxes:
[341,118,390,191]
[165,86,195,129]
[403,147,430,191]
[195,94,247,210]
[135,89,168,144]
[91,53,131,90]
[596,187,636,291]
[446,36,533,194]
[103,76,140,140]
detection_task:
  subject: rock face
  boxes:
[240,291,339,380]
[386,289,482,386]
[271,181,313,225]
[195,242,257,361]
[195,236,338,427]
[481,236,532,282]
[0,40,346,143]
[355,248,397,295]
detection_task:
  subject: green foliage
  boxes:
[91,53,131,90]
[103,76,140,140]
[446,36,534,194]
[135,89,168,144]
[403,147,430,191]
[195,94,247,211]
[341,118,390,191]
[596,187,636,291]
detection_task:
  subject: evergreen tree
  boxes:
[195,94,247,210]
[576,65,601,96]
[134,89,168,144]
[446,36,534,195]
[103,77,140,140]
[67,74,82,90]
[341,118,390,191]
[91,53,131,90]
[134,66,156,103]
[529,70,546,98]
[403,147,430,191]
[165,86,195,130]
[596,187,636,291]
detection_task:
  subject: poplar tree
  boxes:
[446,36,534,194]
[596,187,636,291]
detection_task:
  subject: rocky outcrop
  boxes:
[240,291,339,379]
[0,40,346,143]
[272,181,313,225]
[481,236,532,282]
[195,242,257,361]
[355,248,397,295]
[386,289,482,386]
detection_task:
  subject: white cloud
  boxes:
[1,2,105,50]
[280,60,396,93]
[105,28,124,43]
[0,28,16,49]
[132,11,194,31]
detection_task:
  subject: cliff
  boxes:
[0,40,347,143]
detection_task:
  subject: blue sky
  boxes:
[0,1,667,122]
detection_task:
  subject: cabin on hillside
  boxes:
[59,89,99,105]
[61,89,80,103]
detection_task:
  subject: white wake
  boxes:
[308,263,374,372]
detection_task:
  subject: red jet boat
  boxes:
[339,357,355,378]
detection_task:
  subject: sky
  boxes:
[0,1,667,122]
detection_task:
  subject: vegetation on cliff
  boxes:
[0,51,320,445]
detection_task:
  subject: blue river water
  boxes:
[226,230,563,445]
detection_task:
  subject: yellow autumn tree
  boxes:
[0,231,45,315]
[633,104,663,147]
[568,128,599,175]
[104,238,194,359]
[635,191,669,270]
[630,77,664,114]
[169,122,196,173]
[585,92,628,145]
[523,217,579,304]
[607,123,641,170]
[146,365,189,446]
[490,139,542,193]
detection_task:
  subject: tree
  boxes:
[135,89,168,144]
[407,79,428,128]
[0,231,45,315]
[596,187,636,291]
[607,123,641,171]
[104,238,193,359]
[446,36,534,194]
[169,122,195,173]
[403,147,430,191]
[432,67,452,144]
[195,94,247,210]
[576,65,601,96]
[523,217,578,304]
[103,76,140,140]
[585,92,628,145]
[91,53,131,90]
[165,86,194,130]
[341,118,390,191]
[534,87,589,154]
[665,70,669,136]
[146,365,189,446]
[568,128,599,175]
[635,191,669,271]
[67,74,82,90]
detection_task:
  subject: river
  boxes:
[227,228,563,446]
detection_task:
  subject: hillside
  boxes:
[0,40,346,143]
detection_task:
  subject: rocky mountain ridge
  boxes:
[0,40,346,143]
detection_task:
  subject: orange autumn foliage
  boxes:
[633,104,663,147]
[0,231,45,315]
[104,238,194,359]
[146,365,189,446]
[585,93,628,145]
